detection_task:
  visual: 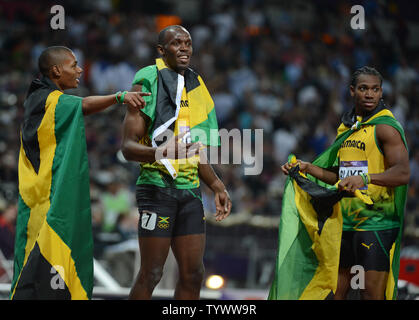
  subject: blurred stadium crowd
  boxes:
[0,0,419,290]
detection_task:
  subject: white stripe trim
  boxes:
[151,73,185,179]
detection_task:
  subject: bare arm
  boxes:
[121,104,158,163]
[282,161,339,185]
[305,164,339,185]
[198,153,232,221]
[82,91,150,116]
[370,124,410,186]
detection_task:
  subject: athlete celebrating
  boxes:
[11,46,149,300]
[281,66,410,299]
[122,25,232,300]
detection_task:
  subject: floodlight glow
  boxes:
[205,275,225,290]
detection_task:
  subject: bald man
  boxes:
[36,46,149,113]
[10,46,150,300]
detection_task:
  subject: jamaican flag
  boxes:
[269,105,408,300]
[10,77,93,300]
[132,58,219,180]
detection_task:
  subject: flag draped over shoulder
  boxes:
[269,106,408,300]
[132,58,220,179]
[10,77,93,300]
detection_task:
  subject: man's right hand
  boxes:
[281,159,311,175]
[122,91,151,110]
[156,132,202,160]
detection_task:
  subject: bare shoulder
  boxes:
[375,123,408,167]
[375,123,404,145]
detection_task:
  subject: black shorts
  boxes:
[339,228,399,272]
[136,184,205,237]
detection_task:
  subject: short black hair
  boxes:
[38,46,73,76]
[350,66,383,87]
[157,25,188,46]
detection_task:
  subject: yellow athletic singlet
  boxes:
[338,122,399,231]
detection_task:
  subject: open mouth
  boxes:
[178,55,190,63]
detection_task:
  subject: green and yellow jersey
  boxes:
[338,116,399,231]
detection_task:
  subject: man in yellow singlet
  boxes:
[282,66,410,299]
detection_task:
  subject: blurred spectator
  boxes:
[1,0,419,290]
[0,202,17,260]
[100,180,134,233]
[210,3,236,45]
[394,58,417,95]
[273,127,298,165]
[410,150,419,189]
[228,58,258,101]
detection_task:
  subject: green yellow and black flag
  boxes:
[269,106,408,300]
[133,58,219,149]
[10,77,93,300]
[131,58,220,182]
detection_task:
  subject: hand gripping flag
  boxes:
[10,77,93,300]
[269,106,408,300]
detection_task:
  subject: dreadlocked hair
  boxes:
[350,66,383,87]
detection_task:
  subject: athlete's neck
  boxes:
[354,105,377,119]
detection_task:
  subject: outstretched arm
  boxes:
[82,91,150,115]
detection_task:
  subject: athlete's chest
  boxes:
[339,125,376,160]
[338,125,379,187]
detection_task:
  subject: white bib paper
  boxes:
[339,160,368,190]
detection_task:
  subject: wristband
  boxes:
[360,173,368,186]
[115,91,122,104]
[120,91,128,103]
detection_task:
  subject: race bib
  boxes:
[339,160,368,190]
[179,126,191,143]
[141,210,157,230]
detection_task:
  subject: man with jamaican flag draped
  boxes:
[11,46,150,300]
[269,66,409,300]
[121,25,232,300]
